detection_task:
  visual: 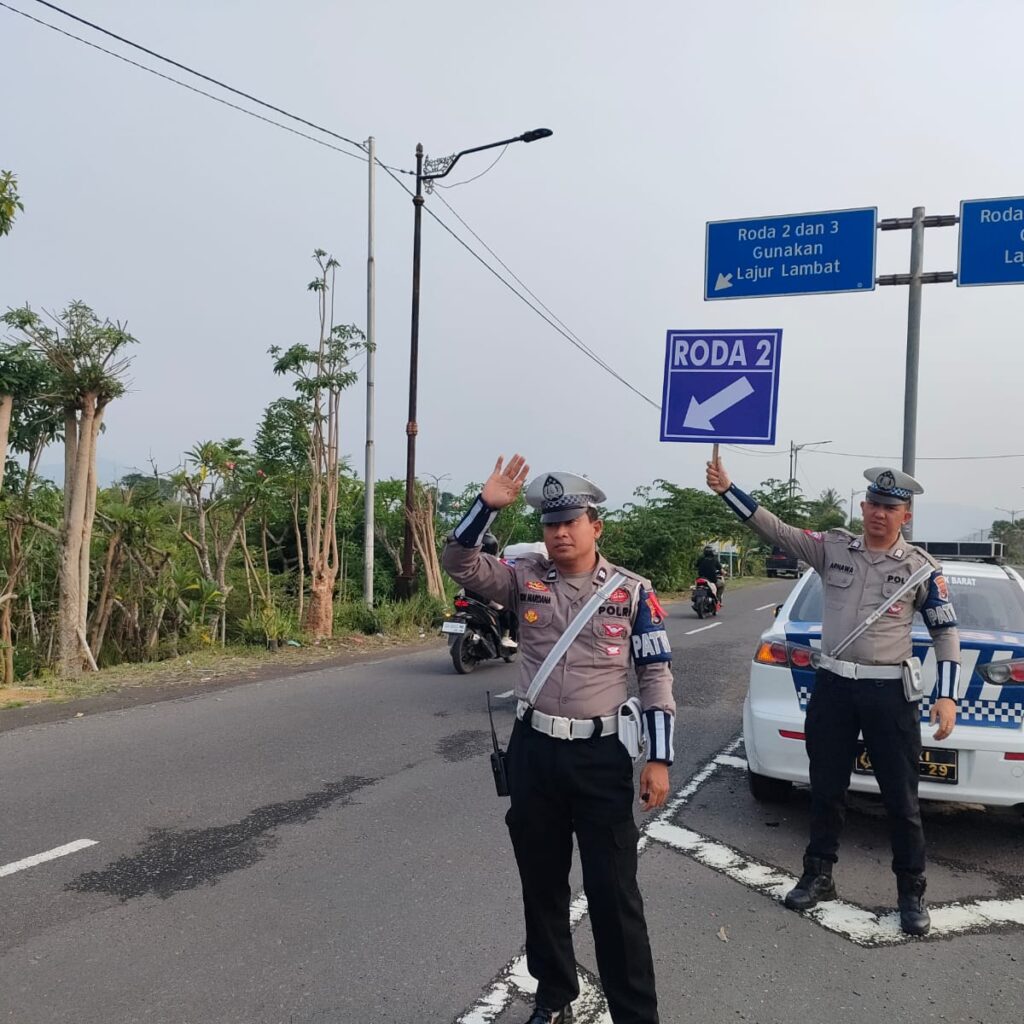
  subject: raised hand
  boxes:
[482,454,530,510]
[706,458,731,495]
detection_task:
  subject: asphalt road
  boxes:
[1,579,1022,1024]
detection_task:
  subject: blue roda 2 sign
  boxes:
[660,329,783,445]
[705,207,877,300]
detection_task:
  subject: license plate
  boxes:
[853,744,958,784]
[441,620,467,635]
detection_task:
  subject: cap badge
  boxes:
[542,475,564,501]
[876,471,896,490]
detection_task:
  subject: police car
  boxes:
[743,542,1024,808]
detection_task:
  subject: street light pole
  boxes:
[396,128,553,598]
[849,489,865,528]
[996,506,1024,525]
[789,439,831,500]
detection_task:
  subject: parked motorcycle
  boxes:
[691,577,719,619]
[442,591,519,674]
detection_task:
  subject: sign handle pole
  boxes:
[901,206,925,539]
[712,442,720,466]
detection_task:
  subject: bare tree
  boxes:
[271,251,364,639]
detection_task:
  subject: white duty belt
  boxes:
[818,655,902,680]
[517,700,617,741]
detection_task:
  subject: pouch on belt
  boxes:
[617,697,646,762]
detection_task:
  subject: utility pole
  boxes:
[902,206,925,482]
[877,208,958,540]
[363,137,376,607]
[996,506,1023,525]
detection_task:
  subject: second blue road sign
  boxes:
[958,196,1024,287]
[660,329,783,445]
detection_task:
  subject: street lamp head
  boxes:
[519,128,554,143]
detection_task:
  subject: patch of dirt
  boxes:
[0,686,50,705]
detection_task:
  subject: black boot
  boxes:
[784,856,837,911]
[897,874,931,936]
[524,1006,573,1024]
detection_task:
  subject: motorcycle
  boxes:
[442,591,519,674]
[691,577,719,619]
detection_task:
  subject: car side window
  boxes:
[789,573,823,622]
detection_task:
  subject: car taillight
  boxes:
[789,646,815,669]
[754,641,817,668]
[978,658,1024,685]
[1004,752,1024,761]
[779,730,806,741]
[454,598,469,609]
[755,642,790,666]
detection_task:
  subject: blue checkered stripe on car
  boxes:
[793,685,1024,728]
[920,695,1024,728]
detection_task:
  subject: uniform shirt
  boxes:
[442,495,676,762]
[721,484,962,700]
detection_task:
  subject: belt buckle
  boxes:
[550,716,571,740]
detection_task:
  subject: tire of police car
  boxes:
[450,633,478,674]
[747,769,793,803]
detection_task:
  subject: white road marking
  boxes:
[494,689,515,699]
[454,738,743,1023]
[685,622,721,635]
[0,839,98,878]
[645,748,1024,947]
[755,603,777,611]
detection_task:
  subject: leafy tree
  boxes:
[808,487,847,531]
[991,520,1024,563]
[2,302,136,679]
[270,250,364,637]
[0,170,23,237]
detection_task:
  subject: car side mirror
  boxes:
[773,604,783,618]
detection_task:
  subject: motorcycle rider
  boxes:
[695,545,725,605]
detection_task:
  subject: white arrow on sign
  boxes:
[683,376,755,431]
[714,272,733,291]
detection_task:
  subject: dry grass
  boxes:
[0,632,428,710]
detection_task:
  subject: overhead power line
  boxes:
[27,0,370,154]
[0,1,369,162]
[801,449,1024,463]
[3,0,684,421]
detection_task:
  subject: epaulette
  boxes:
[827,527,856,542]
[612,565,650,588]
[910,545,941,569]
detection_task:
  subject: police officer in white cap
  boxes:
[706,459,961,936]
[443,455,675,1024]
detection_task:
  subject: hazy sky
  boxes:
[3,0,1023,539]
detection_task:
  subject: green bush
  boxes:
[334,593,446,637]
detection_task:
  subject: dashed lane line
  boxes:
[0,839,98,878]
[755,603,777,611]
[685,622,721,635]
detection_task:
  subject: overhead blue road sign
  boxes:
[705,208,877,300]
[660,329,782,445]
[958,196,1024,287]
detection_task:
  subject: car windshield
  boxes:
[789,569,1024,632]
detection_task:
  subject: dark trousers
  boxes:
[505,720,659,1024]
[804,669,925,876]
